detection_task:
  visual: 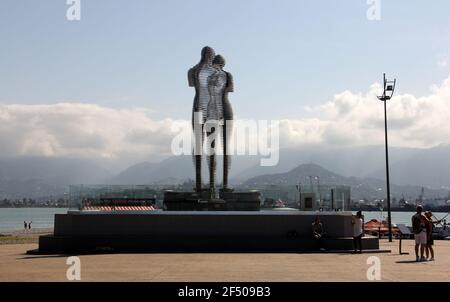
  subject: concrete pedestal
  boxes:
[34,211,380,253]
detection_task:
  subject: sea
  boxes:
[0,208,68,232]
[355,211,448,226]
[0,208,448,233]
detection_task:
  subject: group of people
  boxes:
[311,210,365,253]
[412,205,441,262]
[23,221,32,230]
[313,207,443,257]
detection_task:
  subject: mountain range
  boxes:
[0,157,111,199]
[1,144,449,200]
[241,163,448,201]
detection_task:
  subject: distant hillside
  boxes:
[243,163,346,187]
[0,157,112,199]
[49,144,450,190]
[111,156,197,185]
[109,145,422,185]
[110,155,262,185]
[1,144,450,199]
[242,163,448,200]
[233,145,422,182]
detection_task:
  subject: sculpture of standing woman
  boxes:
[209,55,234,193]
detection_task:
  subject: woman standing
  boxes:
[352,211,364,253]
[424,211,441,261]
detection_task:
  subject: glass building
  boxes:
[257,184,351,211]
[299,185,351,211]
[68,185,166,211]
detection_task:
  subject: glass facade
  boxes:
[300,185,351,211]
[69,185,167,211]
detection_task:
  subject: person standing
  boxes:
[28,221,32,230]
[352,211,364,253]
[424,211,442,261]
[24,221,27,230]
[412,205,427,262]
[188,46,216,193]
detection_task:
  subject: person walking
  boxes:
[28,221,32,230]
[352,211,364,253]
[23,221,27,230]
[412,205,427,262]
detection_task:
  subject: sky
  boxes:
[1,0,450,169]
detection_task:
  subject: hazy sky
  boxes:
[1,0,450,167]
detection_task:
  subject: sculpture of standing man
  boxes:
[188,46,234,198]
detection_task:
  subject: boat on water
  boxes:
[364,219,401,238]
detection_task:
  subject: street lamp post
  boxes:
[377,73,396,242]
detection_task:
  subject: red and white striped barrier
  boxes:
[82,206,155,211]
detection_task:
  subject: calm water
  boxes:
[0,208,447,232]
[0,208,68,232]
[352,211,449,226]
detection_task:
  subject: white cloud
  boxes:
[0,103,186,164]
[1,75,450,166]
[280,75,450,149]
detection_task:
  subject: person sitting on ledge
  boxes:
[312,216,325,251]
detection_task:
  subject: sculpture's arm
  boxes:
[225,72,234,93]
[188,67,195,87]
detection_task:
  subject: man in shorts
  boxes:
[411,205,427,262]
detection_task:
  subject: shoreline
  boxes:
[0,228,53,245]
[1,206,448,212]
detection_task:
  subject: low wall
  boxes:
[55,211,354,238]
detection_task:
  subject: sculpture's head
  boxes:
[213,55,225,69]
[201,46,215,64]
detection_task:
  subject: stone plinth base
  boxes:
[33,211,380,253]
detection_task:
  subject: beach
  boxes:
[0,228,53,245]
[0,237,449,282]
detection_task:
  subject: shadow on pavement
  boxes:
[395,260,425,264]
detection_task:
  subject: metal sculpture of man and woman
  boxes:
[188,46,234,199]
